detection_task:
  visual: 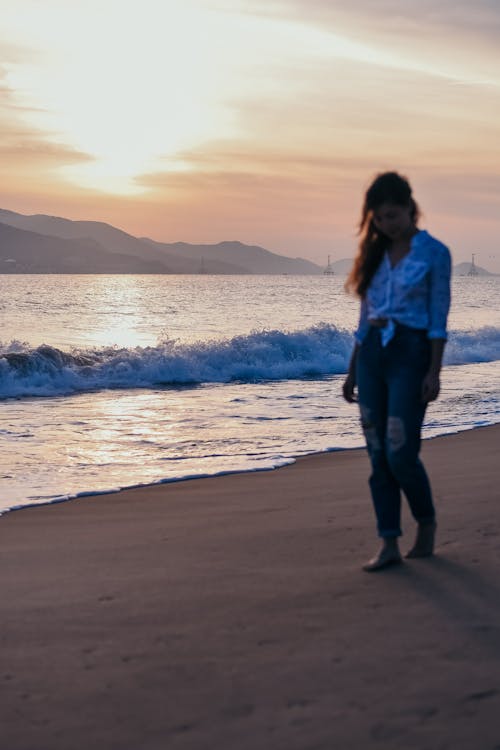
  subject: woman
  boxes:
[343,172,451,571]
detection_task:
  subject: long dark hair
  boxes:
[345,171,420,297]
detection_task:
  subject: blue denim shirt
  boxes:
[354,229,452,347]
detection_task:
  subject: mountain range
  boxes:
[0,208,322,275]
[0,208,496,276]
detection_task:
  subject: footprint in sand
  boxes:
[287,698,313,709]
[222,704,255,719]
[171,723,196,734]
[464,688,498,702]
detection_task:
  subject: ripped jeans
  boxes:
[356,324,436,538]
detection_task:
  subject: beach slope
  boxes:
[2,425,500,749]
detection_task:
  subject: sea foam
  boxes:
[1,324,499,399]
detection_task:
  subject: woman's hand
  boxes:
[342,373,357,403]
[422,339,445,403]
[343,343,360,403]
[421,371,440,403]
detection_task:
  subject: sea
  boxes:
[1,273,499,514]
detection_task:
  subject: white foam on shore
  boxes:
[3,418,500,517]
[0,457,297,516]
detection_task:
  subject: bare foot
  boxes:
[406,521,437,558]
[363,540,403,572]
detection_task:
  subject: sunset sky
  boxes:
[1,0,499,269]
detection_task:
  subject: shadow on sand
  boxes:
[387,553,500,658]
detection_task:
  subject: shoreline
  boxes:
[3,418,500,518]
[2,422,500,749]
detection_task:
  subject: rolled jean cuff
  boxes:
[378,528,402,539]
[415,515,436,526]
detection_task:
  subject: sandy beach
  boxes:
[2,424,500,750]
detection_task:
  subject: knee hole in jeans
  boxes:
[387,416,406,453]
[360,404,382,452]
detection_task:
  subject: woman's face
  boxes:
[372,201,414,241]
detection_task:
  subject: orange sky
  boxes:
[1,0,499,270]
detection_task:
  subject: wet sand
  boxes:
[2,424,500,749]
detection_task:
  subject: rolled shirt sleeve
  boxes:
[427,245,452,340]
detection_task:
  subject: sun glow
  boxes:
[1,0,499,268]
[3,0,241,194]
[8,0,491,197]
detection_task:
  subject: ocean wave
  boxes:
[442,327,500,366]
[1,324,499,399]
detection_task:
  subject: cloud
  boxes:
[415,172,500,220]
[134,137,381,220]
[0,138,93,168]
[230,0,500,40]
[222,0,500,87]
[1,1,498,266]
[0,59,93,179]
[136,48,499,192]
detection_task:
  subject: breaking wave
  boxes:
[1,324,499,399]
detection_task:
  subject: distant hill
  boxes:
[324,258,353,275]
[0,222,170,274]
[453,262,497,276]
[0,208,322,275]
[142,238,320,275]
[322,257,498,277]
